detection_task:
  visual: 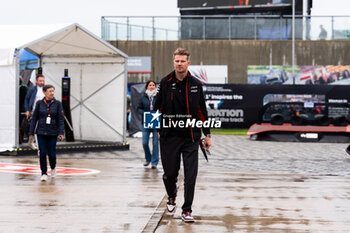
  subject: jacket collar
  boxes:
[43,97,56,104]
[167,70,192,82]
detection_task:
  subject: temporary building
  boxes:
[0,23,128,152]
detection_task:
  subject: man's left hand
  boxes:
[203,136,211,149]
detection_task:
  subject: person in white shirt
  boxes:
[24,74,45,119]
[24,74,45,149]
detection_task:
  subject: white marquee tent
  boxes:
[0,23,128,152]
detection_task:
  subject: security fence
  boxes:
[101,15,350,41]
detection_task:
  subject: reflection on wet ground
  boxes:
[156,171,350,232]
[0,156,164,232]
[0,135,350,232]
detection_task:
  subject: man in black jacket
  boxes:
[154,48,211,222]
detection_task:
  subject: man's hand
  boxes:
[29,135,34,141]
[25,111,31,119]
[203,136,211,149]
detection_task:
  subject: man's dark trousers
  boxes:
[160,135,199,212]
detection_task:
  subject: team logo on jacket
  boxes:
[144,110,161,129]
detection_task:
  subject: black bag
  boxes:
[21,117,31,142]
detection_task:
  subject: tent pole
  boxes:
[123,58,128,143]
[15,49,20,149]
[39,55,42,67]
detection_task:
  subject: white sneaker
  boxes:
[166,197,176,213]
[40,174,48,182]
[51,169,56,177]
[181,211,195,223]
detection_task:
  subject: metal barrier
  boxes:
[101,15,350,41]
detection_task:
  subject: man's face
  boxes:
[173,55,190,74]
[36,77,45,87]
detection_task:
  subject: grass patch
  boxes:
[211,129,248,135]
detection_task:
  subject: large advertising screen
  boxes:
[203,84,350,128]
[248,65,350,85]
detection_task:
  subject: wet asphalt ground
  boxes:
[1,135,350,232]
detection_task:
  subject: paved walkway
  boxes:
[1,135,350,232]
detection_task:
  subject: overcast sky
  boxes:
[0,0,348,36]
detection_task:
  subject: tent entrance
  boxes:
[42,56,126,142]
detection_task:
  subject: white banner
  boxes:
[189,65,228,84]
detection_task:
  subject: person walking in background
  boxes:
[29,84,64,182]
[24,74,45,149]
[137,80,159,169]
[24,74,45,119]
[154,48,212,222]
[19,76,28,143]
[319,25,328,40]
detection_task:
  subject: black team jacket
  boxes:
[154,70,210,141]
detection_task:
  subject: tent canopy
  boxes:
[0,23,128,152]
[21,24,127,57]
[0,23,127,56]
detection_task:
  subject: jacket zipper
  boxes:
[161,76,173,139]
[186,78,194,142]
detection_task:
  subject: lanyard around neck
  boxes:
[43,99,54,115]
[149,97,154,110]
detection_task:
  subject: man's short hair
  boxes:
[36,74,45,80]
[43,84,55,92]
[173,48,190,61]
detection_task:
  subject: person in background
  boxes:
[24,74,45,119]
[29,84,64,182]
[126,95,131,130]
[19,76,28,143]
[319,25,328,40]
[24,74,45,149]
[137,80,159,169]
